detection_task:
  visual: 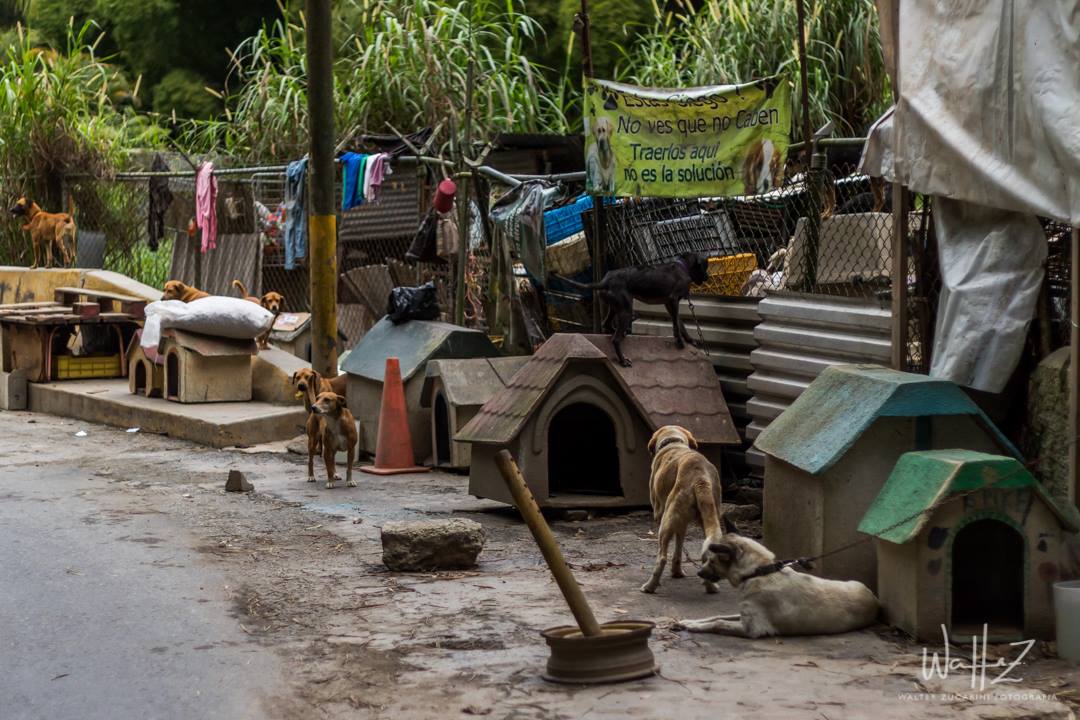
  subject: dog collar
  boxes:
[739,557,813,584]
[655,436,684,453]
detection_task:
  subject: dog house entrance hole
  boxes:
[133,360,147,394]
[951,519,1024,636]
[165,353,179,400]
[548,402,621,496]
[434,392,451,465]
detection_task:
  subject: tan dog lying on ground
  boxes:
[674,534,879,637]
[308,391,357,489]
[162,280,209,302]
[641,425,726,594]
[10,195,77,269]
[232,280,284,349]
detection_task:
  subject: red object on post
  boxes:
[432,178,457,214]
[360,357,430,476]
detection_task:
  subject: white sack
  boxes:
[862,0,1080,224]
[929,198,1046,393]
[141,296,274,350]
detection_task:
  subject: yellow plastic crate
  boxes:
[694,253,758,296]
[54,354,122,380]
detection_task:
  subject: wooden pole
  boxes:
[795,0,813,165]
[578,0,606,333]
[1071,227,1079,508]
[494,450,602,636]
[306,0,338,377]
[453,62,475,327]
[887,0,908,372]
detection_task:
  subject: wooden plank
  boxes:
[52,286,145,303]
[72,302,101,319]
[890,187,910,370]
[0,305,70,317]
[0,301,61,310]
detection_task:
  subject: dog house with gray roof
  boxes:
[342,317,501,464]
[755,364,1020,590]
[456,333,739,508]
[859,450,1080,641]
[419,356,530,469]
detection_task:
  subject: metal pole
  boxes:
[306,0,337,378]
[795,0,813,165]
[453,62,475,327]
[1070,227,1079,508]
[578,0,605,333]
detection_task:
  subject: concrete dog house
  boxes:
[859,450,1080,641]
[754,364,1019,590]
[159,329,256,403]
[456,333,739,508]
[419,356,530,469]
[341,317,500,464]
[127,329,164,398]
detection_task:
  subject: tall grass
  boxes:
[625,0,890,137]
[181,0,568,163]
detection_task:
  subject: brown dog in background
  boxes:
[10,195,77,269]
[641,425,726,595]
[232,279,284,349]
[308,391,357,489]
[162,280,209,302]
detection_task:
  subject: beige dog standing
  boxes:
[675,534,879,637]
[641,425,725,594]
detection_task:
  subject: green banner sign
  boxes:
[583,76,791,198]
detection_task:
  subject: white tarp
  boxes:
[863,0,1080,224]
[929,199,1046,392]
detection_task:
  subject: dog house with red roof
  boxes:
[456,334,739,508]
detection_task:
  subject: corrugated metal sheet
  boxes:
[339,171,421,245]
[633,296,761,474]
[745,293,892,473]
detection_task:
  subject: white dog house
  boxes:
[754,364,1019,590]
[860,450,1080,641]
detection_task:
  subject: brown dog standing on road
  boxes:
[10,195,77,269]
[162,280,209,302]
[641,425,726,594]
[292,369,352,486]
[309,391,357,489]
[232,279,284,349]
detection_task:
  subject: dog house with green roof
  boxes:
[754,364,1020,590]
[859,450,1080,641]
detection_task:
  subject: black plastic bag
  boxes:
[386,281,441,324]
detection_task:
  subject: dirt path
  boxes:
[2,410,1076,719]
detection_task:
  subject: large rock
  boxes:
[381,519,485,571]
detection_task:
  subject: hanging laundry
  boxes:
[363,153,392,203]
[489,180,563,284]
[147,154,172,251]
[340,152,368,211]
[284,157,308,270]
[195,162,218,253]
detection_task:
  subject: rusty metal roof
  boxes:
[456,333,738,446]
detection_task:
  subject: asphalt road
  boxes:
[0,431,284,720]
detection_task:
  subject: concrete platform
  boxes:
[27,379,306,448]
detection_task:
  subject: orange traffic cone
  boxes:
[361,357,430,476]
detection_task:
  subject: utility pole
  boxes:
[306,0,337,377]
[577,0,606,333]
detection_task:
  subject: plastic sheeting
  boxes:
[929,198,1046,393]
[862,0,1080,224]
[142,297,274,350]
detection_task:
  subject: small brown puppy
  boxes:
[641,425,725,594]
[162,280,209,302]
[309,391,357,489]
[10,195,77,269]
[232,280,284,349]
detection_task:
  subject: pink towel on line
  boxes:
[363,153,391,203]
[195,162,218,253]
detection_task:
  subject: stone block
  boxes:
[381,519,485,571]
